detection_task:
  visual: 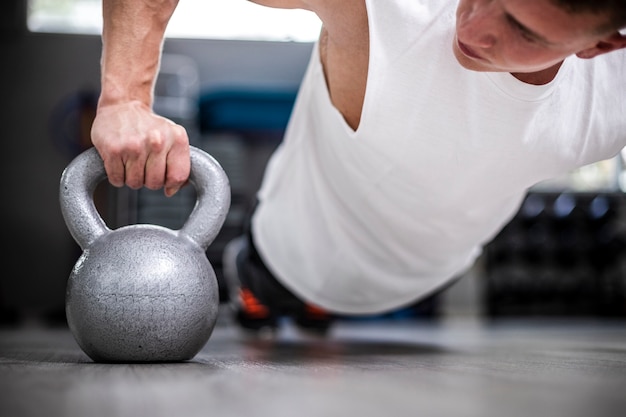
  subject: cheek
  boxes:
[497,47,538,69]
[499,43,569,73]
[508,43,558,64]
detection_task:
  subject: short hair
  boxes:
[552,0,626,32]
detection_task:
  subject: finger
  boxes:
[164,129,190,197]
[123,151,147,190]
[144,150,167,190]
[143,126,168,189]
[101,153,126,188]
[164,152,190,196]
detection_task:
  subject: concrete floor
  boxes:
[1,313,625,417]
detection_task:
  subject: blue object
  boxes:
[198,88,298,133]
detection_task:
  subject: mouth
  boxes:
[456,38,484,61]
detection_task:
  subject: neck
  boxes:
[511,62,564,85]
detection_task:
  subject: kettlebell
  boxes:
[59,146,230,363]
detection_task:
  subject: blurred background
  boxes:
[1,0,625,328]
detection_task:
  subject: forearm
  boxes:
[99,0,179,108]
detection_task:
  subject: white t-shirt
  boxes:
[252,0,626,314]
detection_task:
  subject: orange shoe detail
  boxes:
[304,304,330,319]
[239,288,270,319]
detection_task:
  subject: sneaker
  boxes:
[222,236,277,332]
[295,303,334,335]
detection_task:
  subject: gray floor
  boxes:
[1,312,625,417]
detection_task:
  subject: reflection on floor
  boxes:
[1,313,626,417]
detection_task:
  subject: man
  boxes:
[91,0,626,332]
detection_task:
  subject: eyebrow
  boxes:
[505,13,555,45]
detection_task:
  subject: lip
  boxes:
[456,39,484,61]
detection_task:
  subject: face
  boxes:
[453,0,614,74]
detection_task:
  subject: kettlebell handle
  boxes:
[59,146,231,250]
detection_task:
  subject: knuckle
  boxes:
[147,129,165,152]
[169,170,189,187]
[172,125,188,143]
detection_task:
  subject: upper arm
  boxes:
[247,0,313,11]
[248,0,367,44]
[249,0,369,130]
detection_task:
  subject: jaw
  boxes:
[452,35,565,85]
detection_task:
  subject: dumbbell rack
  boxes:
[484,191,626,317]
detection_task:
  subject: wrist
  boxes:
[98,76,154,109]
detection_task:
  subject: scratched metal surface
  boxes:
[1,313,625,417]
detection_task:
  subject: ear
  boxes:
[576,30,626,59]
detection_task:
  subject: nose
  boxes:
[457,5,498,48]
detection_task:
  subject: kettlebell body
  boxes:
[60,146,230,363]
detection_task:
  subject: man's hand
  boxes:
[93,0,185,196]
[91,100,190,197]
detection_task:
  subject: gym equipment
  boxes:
[59,146,230,362]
